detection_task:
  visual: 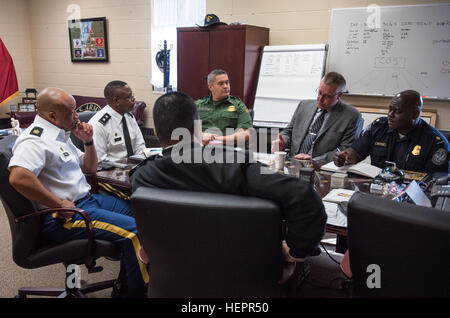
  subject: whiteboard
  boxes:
[253,44,327,128]
[328,3,450,99]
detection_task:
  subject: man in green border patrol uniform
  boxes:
[195,69,253,145]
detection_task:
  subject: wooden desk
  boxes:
[93,156,371,242]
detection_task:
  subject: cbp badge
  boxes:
[411,145,421,156]
[227,105,235,112]
[432,148,447,166]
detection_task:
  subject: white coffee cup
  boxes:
[274,151,287,171]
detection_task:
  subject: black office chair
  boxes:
[132,187,301,298]
[347,192,450,298]
[70,111,98,151]
[0,135,120,298]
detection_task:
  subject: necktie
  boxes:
[298,109,327,155]
[122,116,134,157]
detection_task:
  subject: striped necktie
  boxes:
[122,116,134,157]
[298,109,327,155]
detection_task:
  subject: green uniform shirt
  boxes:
[195,95,253,135]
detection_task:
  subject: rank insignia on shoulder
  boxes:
[411,145,421,156]
[99,113,111,126]
[227,105,235,112]
[30,127,43,137]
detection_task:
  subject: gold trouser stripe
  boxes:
[99,182,129,200]
[63,218,149,284]
[98,182,130,201]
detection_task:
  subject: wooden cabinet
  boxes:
[177,25,269,108]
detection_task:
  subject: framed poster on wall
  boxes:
[68,17,108,62]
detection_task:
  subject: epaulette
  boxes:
[29,126,43,137]
[229,95,243,102]
[98,113,111,126]
[373,117,388,125]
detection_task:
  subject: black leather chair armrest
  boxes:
[15,207,98,271]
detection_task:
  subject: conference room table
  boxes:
[93,154,378,240]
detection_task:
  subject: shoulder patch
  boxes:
[373,117,388,125]
[30,127,43,137]
[432,148,448,166]
[98,113,111,126]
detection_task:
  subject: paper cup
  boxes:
[274,151,287,171]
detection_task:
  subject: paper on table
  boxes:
[321,161,381,178]
[323,201,347,227]
[404,180,432,207]
[322,188,355,203]
[130,148,163,162]
[320,161,352,173]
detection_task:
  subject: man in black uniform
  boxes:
[130,92,327,261]
[334,90,449,173]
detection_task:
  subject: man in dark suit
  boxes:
[272,72,362,162]
[130,92,327,262]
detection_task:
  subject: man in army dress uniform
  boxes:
[334,90,449,173]
[89,80,145,163]
[195,69,253,145]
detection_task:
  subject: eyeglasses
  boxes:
[316,87,341,99]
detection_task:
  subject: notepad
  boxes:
[321,161,382,179]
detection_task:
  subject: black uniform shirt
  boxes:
[351,117,449,173]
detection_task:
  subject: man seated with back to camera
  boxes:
[334,90,449,173]
[130,92,327,265]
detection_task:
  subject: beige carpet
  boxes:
[0,201,120,298]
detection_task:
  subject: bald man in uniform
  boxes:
[8,87,148,297]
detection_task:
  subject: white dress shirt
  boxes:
[8,115,91,208]
[88,105,145,163]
